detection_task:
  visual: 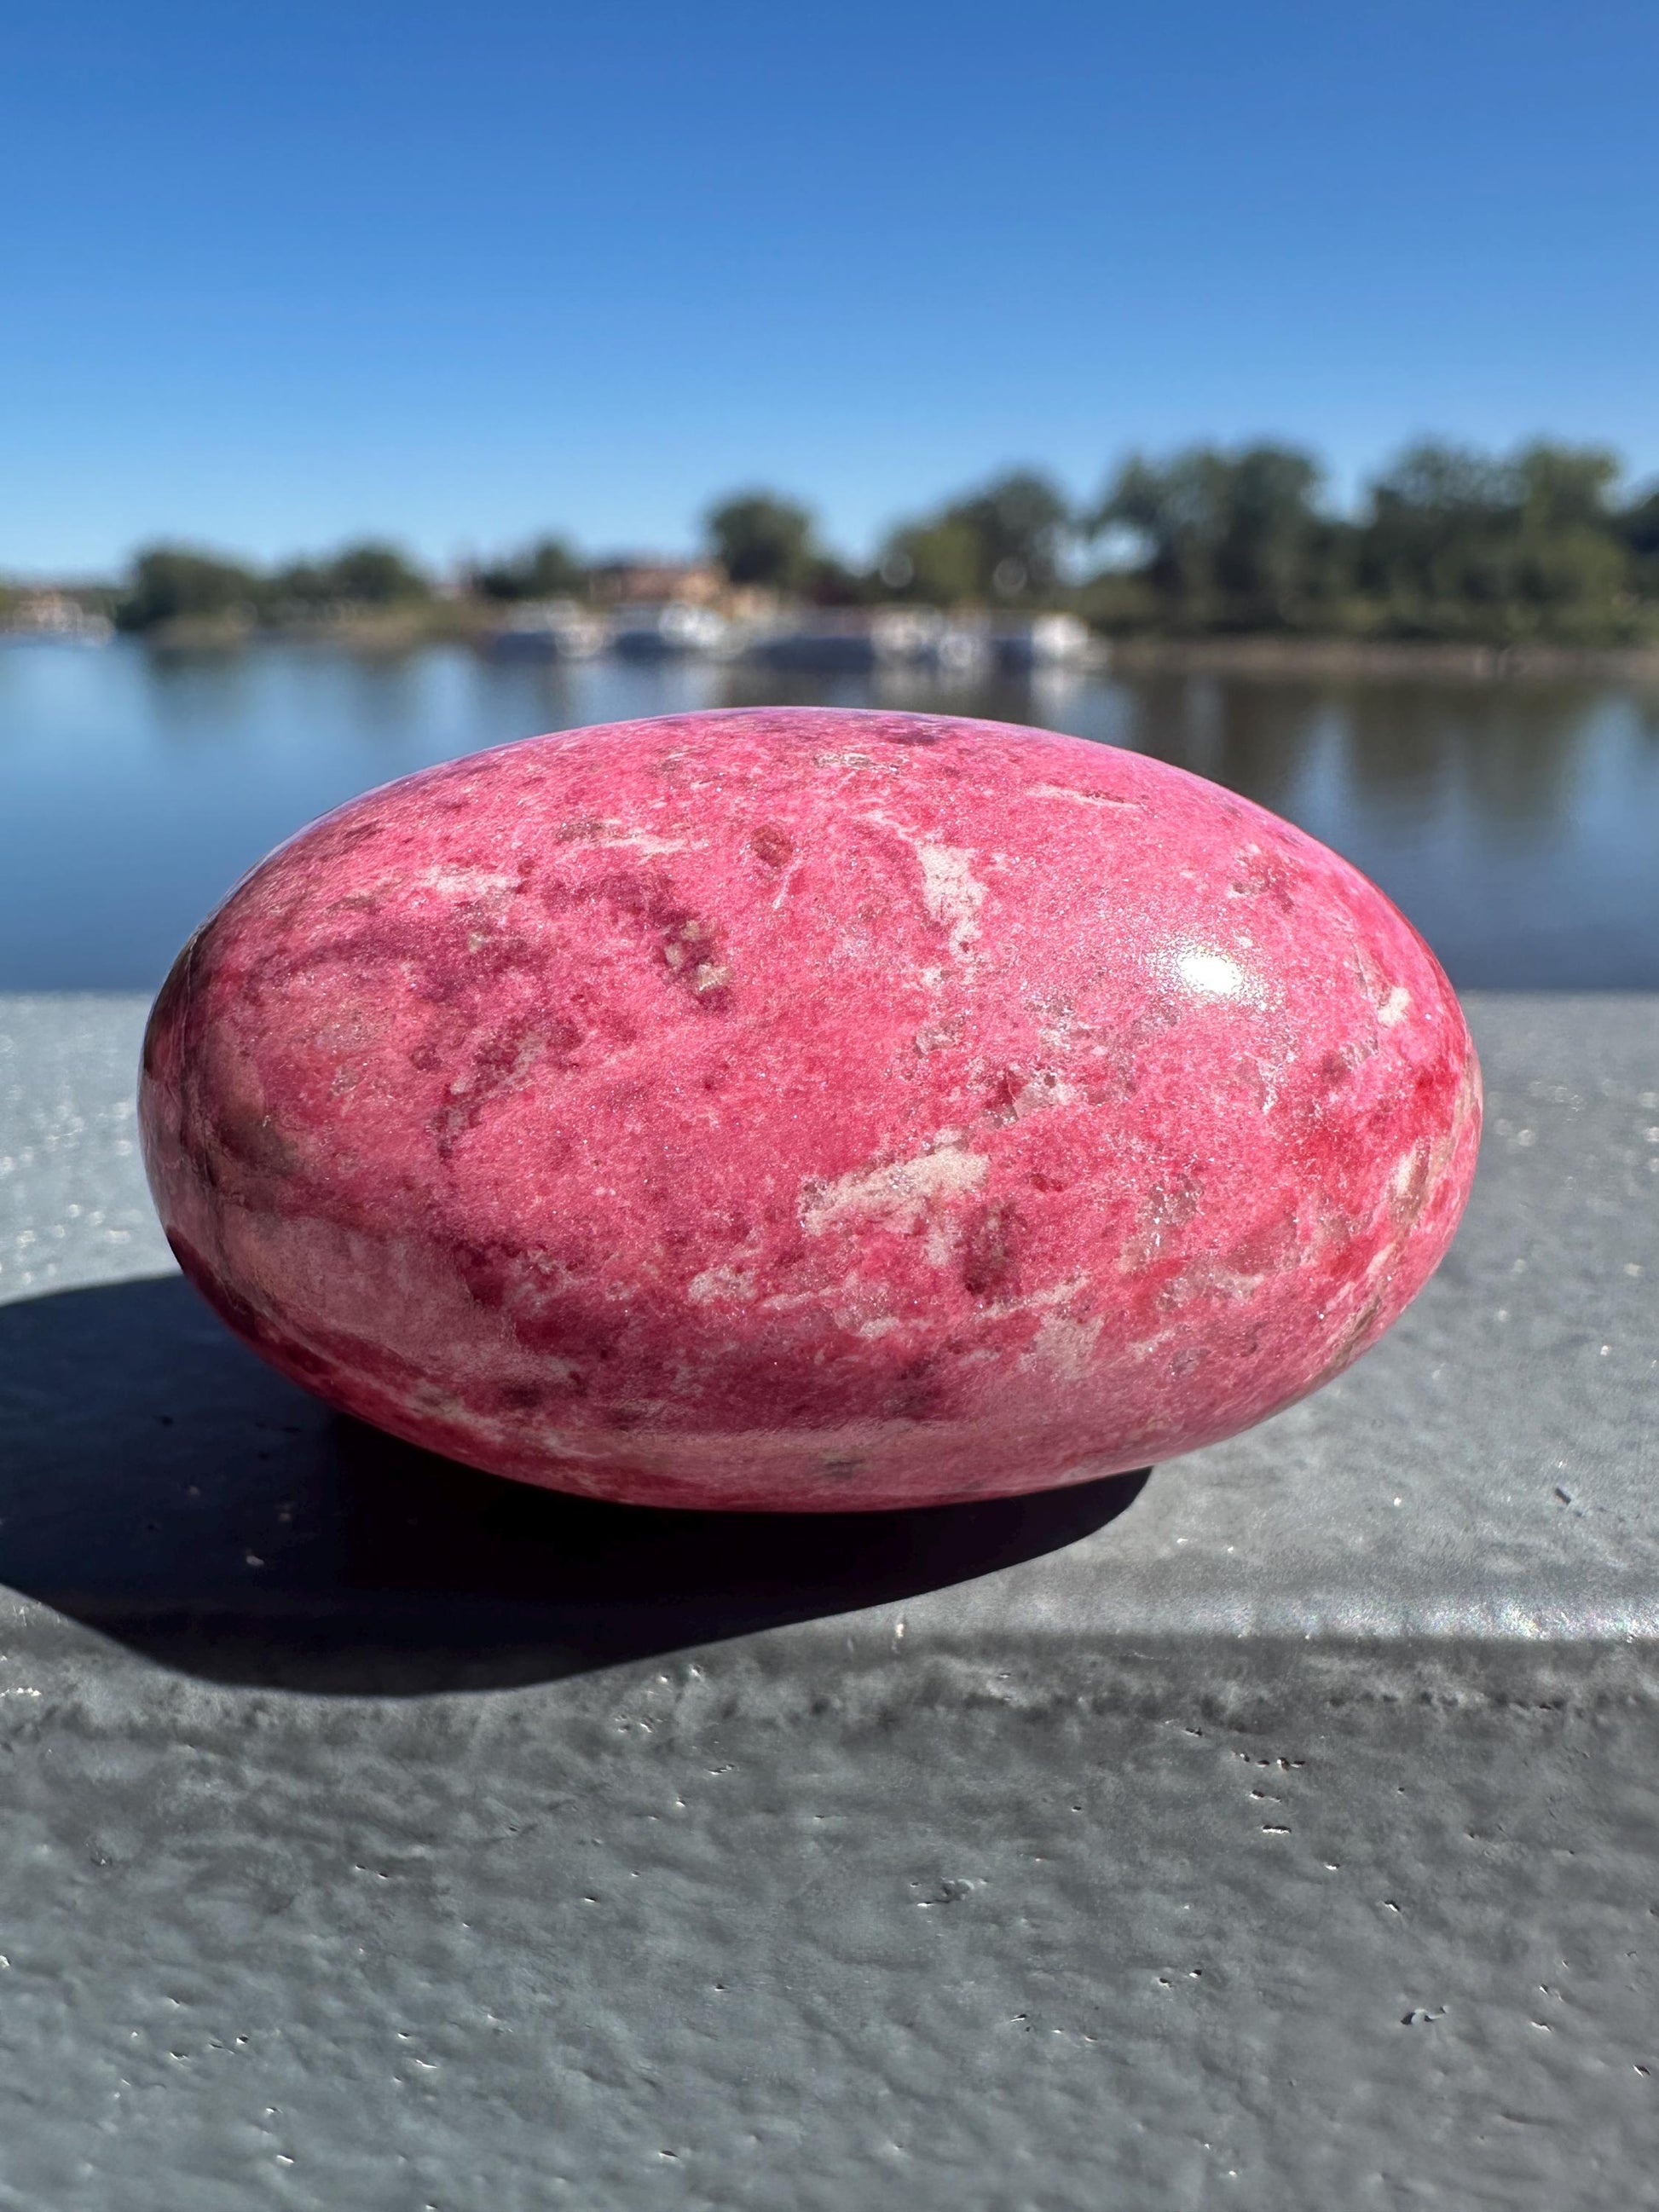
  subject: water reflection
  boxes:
[141,644,269,744]
[1338,680,1594,842]
[1338,686,1452,824]
[2,637,1656,990]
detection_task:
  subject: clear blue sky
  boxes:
[5,0,1656,574]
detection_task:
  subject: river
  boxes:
[3,639,1656,990]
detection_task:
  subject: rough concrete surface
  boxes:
[0,993,1656,2209]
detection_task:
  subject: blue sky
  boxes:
[4,0,1656,573]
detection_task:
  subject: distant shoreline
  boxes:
[12,606,1659,686]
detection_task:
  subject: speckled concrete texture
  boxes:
[0,993,172,1299]
[0,992,1656,2209]
[2,1634,1657,2212]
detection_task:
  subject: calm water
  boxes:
[3,638,1657,990]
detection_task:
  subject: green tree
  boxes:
[879,513,985,604]
[1090,444,1332,627]
[320,541,430,604]
[951,471,1072,598]
[879,471,1072,604]
[475,536,587,602]
[262,558,332,610]
[704,491,817,591]
[263,541,431,612]
[1358,442,1517,615]
[800,552,872,608]
[1618,482,1659,596]
[115,546,262,631]
[1515,441,1620,533]
[1512,444,1626,619]
[1356,440,1632,638]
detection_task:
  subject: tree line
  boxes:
[104,436,1659,645]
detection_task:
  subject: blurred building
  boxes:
[588,558,724,608]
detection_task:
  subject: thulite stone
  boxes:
[139,707,1480,1511]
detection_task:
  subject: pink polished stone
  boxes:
[139,707,1480,1511]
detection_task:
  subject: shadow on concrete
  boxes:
[0,1277,1148,1694]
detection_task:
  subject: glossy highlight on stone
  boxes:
[139,707,1481,1510]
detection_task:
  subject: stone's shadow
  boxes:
[0,1277,1149,1695]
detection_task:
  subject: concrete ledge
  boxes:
[0,993,1655,2209]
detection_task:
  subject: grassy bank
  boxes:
[120,603,498,653]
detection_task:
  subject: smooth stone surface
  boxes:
[139,707,1480,1509]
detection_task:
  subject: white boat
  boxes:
[609,601,730,659]
[482,600,605,660]
[740,608,1095,677]
[747,612,880,672]
[986,614,1092,672]
[1,592,113,645]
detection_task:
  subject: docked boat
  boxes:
[986,613,1093,672]
[609,601,730,659]
[481,601,605,660]
[746,612,880,672]
[744,609,986,673]
[742,609,1094,677]
[1,592,113,644]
